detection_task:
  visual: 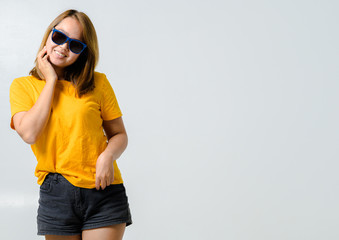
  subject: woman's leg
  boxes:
[45,235,82,240]
[82,223,126,240]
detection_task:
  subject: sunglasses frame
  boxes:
[51,28,87,54]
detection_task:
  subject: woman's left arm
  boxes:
[95,117,128,190]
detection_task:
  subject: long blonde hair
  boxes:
[30,9,99,97]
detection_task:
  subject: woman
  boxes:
[9,9,132,240]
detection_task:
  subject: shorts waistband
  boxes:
[46,173,67,183]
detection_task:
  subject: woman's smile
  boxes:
[54,49,67,58]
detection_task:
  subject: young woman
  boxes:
[9,9,132,240]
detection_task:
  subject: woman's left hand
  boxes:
[96,117,128,190]
[95,151,114,190]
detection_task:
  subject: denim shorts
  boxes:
[37,173,132,236]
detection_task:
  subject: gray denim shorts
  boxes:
[37,173,132,236]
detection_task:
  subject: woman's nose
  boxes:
[59,41,69,51]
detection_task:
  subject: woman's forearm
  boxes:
[16,80,57,144]
[103,132,128,161]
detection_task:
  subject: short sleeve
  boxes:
[100,74,122,121]
[9,78,34,129]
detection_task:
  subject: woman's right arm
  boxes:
[13,47,58,144]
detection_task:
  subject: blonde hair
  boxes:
[30,9,99,97]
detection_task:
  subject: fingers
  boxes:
[37,46,47,60]
[37,47,48,68]
[95,155,114,190]
[95,175,113,190]
[95,178,100,190]
[36,46,58,81]
[95,176,105,190]
[101,178,107,190]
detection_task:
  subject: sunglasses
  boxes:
[51,28,87,54]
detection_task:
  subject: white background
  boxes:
[0,0,338,239]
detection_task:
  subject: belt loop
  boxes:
[53,173,58,182]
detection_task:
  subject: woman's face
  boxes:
[45,17,84,69]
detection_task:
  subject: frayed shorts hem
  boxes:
[82,218,132,231]
[38,219,132,236]
[37,231,81,236]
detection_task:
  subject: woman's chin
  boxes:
[50,58,68,69]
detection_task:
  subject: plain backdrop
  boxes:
[0,0,338,239]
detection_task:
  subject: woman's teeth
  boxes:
[55,50,66,57]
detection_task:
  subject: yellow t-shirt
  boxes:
[9,72,124,188]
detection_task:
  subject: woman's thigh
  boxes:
[82,223,126,240]
[45,235,82,240]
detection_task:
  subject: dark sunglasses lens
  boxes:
[70,41,84,54]
[52,31,67,44]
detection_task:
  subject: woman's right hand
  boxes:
[37,46,58,83]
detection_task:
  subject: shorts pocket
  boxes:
[40,176,52,193]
